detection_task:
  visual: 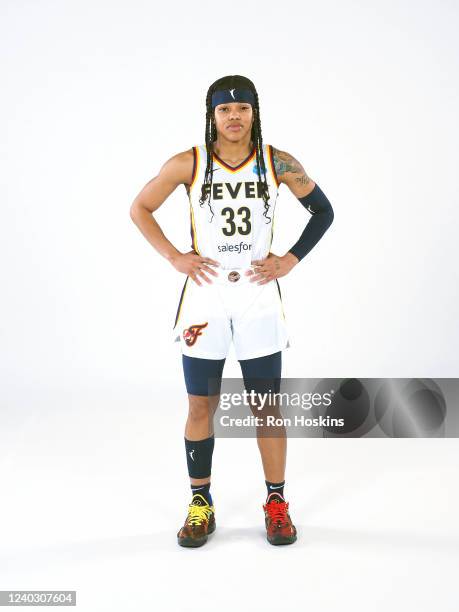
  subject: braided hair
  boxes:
[198,75,272,223]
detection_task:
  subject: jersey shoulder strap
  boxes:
[263,143,280,188]
[189,145,203,192]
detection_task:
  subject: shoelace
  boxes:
[265,501,289,525]
[187,503,213,526]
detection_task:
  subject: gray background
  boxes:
[1,1,458,611]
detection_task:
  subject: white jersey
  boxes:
[187,143,280,270]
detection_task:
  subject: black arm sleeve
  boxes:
[288,184,334,262]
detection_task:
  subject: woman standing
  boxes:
[130,74,334,547]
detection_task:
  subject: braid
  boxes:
[199,75,272,223]
[198,88,216,220]
[252,89,272,223]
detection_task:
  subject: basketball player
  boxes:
[130,75,334,547]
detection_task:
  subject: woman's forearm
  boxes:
[130,204,181,263]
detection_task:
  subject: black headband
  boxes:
[211,88,255,108]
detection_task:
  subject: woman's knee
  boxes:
[187,394,220,422]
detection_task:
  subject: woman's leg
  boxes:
[177,355,225,546]
[238,351,286,482]
[239,351,297,545]
[182,354,225,489]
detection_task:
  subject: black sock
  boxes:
[191,481,213,505]
[266,480,285,501]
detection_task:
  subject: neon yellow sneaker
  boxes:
[177,493,216,548]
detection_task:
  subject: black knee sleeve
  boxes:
[185,435,215,479]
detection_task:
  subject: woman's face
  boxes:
[213,102,254,141]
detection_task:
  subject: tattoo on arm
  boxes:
[272,147,311,185]
[294,174,310,186]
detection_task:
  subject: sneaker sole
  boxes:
[177,521,216,548]
[267,533,297,546]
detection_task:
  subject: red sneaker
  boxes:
[263,493,297,545]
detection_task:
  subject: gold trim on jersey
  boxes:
[173,276,190,329]
[189,146,200,191]
[269,145,277,248]
[189,201,201,255]
[275,279,286,321]
[189,146,201,255]
[212,146,256,173]
[267,144,280,188]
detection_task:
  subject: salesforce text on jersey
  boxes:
[217,242,252,253]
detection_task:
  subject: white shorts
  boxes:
[172,267,291,360]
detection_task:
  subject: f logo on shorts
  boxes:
[183,322,208,347]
